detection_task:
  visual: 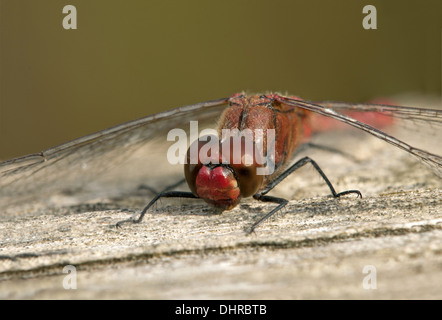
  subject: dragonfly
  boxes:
[1,93,441,232]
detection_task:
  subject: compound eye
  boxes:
[222,136,264,197]
[184,135,219,196]
[231,162,263,198]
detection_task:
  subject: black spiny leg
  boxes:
[116,191,197,228]
[247,156,362,233]
[138,178,187,195]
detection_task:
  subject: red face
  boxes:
[184,135,264,210]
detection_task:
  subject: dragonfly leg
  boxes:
[115,191,197,228]
[138,178,187,195]
[162,178,187,192]
[260,156,362,198]
[248,156,362,233]
[247,195,288,233]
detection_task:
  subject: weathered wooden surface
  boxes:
[0,96,441,299]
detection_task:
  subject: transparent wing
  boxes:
[0,98,228,213]
[315,100,442,127]
[279,96,442,178]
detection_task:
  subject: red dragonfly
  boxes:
[1,93,441,232]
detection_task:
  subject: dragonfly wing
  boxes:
[0,98,228,214]
[279,96,442,178]
[314,100,442,127]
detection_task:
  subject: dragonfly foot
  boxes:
[115,217,138,228]
[244,225,257,235]
[335,189,362,198]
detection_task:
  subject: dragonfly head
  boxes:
[184,135,264,210]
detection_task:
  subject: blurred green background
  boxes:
[1,0,441,160]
